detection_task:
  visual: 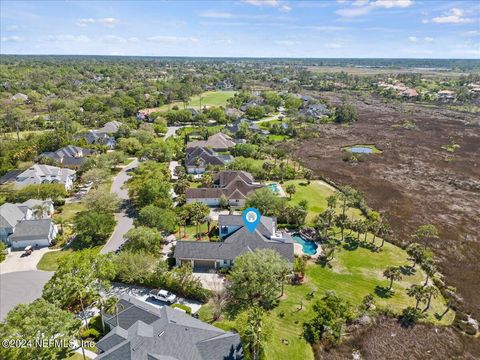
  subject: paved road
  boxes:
[101,159,138,254]
[0,270,53,320]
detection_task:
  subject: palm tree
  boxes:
[421,258,436,286]
[406,243,426,269]
[383,266,403,291]
[104,297,123,327]
[423,285,439,312]
[335,213,348,241]
[32,204,49,219]
[407,284,428,310]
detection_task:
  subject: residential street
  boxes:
[100,158,138,254]
[0,270,53,320]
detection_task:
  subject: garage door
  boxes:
[193,259,216,272]
[11,239,50,250]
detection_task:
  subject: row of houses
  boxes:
[0,200,57,249]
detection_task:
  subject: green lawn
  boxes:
[284,180,362,224]
[2,129,51,140]
[54,202,87,224]
[199,241,454,360]
[37,245,102,271]
[146,91,236,112]
[177,125,224,137]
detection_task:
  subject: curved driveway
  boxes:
[101,159,138,254]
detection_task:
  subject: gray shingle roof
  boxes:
[174,226,294,263]
[98,297,242,360]
[8,219,53,240]
[0,203,25,228]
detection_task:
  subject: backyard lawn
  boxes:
[284,180,363,224]
[199,240,454,360]
[37,245,102,271]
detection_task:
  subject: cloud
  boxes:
[462,30,480,36]
[1,36,23,42]
[44,35,91,43]
[423,36,434,42]
[431,8,474,24]
[408,36,417,42]
[198,11,234,18]
[75,17,119,27]
[325,42,343,48]
[146,36,199,44]
[214,39,233,45]
[243,0,279,6]
[274,39,299,46]
[280,5,292,12]
[336,0,413,17]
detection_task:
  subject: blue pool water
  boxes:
[267,183,280,193]
[348,146,373,154]
[293,235,318,255]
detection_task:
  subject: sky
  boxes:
[1,0,479,58]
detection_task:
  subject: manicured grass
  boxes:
[199,241,453,360]
[284,180,362,224]
[2,129,51,140]
[258,119,282,130]
[66,352,91,360]
[146,91,236,112]
[177,125,225,137]
[54,202,87,224]
[176,223,214,241]
[267,134,288,142]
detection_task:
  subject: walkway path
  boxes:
[100,159,138,254]
[163,126,182,140]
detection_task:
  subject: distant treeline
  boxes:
[2,55,479,71]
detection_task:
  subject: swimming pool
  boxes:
[267,183,280,193]
[293,234,318,256]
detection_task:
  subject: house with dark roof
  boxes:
[186,133,236,152]
[75,121,122,149]
[186,171,263,207]
[174,214,294,269]
[97,296,243,360]
[185,147,234,174]
[225,118,269,136]
[300,103,330,120]
[38,145,93,169]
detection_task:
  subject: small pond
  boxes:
[344,145,381,154]
[293,234,318,256]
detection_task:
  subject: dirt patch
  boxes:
[313,316,480,360]
[287,92,480,322]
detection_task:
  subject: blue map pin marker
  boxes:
[242,208,261,233]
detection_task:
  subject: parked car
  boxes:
[149,289,177,304]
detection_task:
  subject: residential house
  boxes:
[75,121,122,148]
[14,164,76,190]
[175,214,294,269]
[97,296,243,360]
[300,103,330,120]
[185,171,263,207]
[38,145,93,169]
[186,132,236,152]
[239,98,264,112]
[11,93,29,102]
[8,219,58,250]
[185,147,233,174]
[225,107,243,120]
[437,90,455,101]
[225,118,269,136]
[0,200,56,249]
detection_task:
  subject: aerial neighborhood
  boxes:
[1,5,479,357]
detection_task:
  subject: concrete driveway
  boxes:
[101,159,138,254]
[0,247,55,275]
[0,270,53,320]
[193,272,226,291]
[106,283,202,314]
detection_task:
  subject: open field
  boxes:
[287,92,480,341]
[140,91,236,113]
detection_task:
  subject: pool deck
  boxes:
[291,234,322,259]
[267,182,286,197]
